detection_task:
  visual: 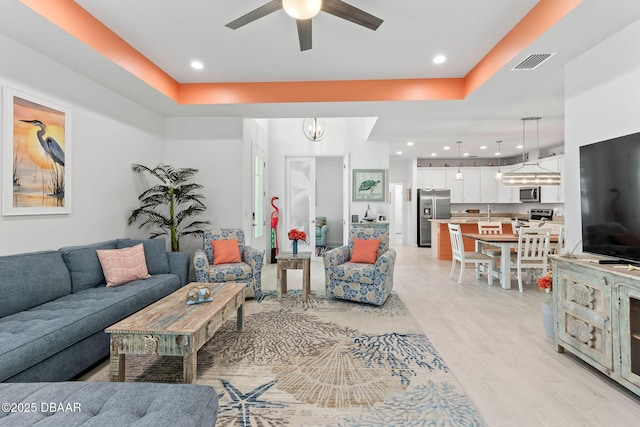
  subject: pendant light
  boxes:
[455,141,463,181]
[501,117,561,186]
[495,140,503,181]
[302,117,326,142]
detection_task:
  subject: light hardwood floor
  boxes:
[265,242,640,426]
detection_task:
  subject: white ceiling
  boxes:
[2,0,640,160]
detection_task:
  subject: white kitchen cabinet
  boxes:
[417,168,447,189]
[445,169,464,203]
[445,167,503,203]
[497,176,517,202]
[539,155,564,202]
[462,169,481,203]
[480,168,499,203]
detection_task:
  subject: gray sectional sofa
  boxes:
[0,382,218,426]
[0,238,189,382]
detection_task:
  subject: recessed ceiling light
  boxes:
[495,152,501,156]
[190,60,204,70]
[407,141,414,146]
[396,151,403,155]
[480,145,487,150]
[463,153,470,157]
[443,146,450,150]
[433,55,447,64]
[431,153,437,157]
[516,144,523,149]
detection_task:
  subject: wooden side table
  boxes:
[276,252,311,303]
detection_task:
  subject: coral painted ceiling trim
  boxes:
[20,0,582,105]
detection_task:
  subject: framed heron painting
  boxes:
[2,87,72,215]
[352,169,386,202]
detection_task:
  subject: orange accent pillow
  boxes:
[212,239,241,265]
[96,243,151,287]
[350,239,380,264]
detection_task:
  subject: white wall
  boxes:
[0,33,165,255]
[164,117,245,256]
[565,17,640,251]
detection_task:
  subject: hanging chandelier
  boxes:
[302,117,326,142]
[501,117,561,186]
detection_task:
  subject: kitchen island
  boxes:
[430,216,564,261]
[430,218,515,260]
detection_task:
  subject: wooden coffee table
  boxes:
[105,282,245,384]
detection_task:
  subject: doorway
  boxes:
[285,156,346,256]
[389,183,404,242]
[316,157,344,254]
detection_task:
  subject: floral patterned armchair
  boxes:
[193,228,264,298]
[323,226,396,306]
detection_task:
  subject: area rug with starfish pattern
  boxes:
[87,290,486,426]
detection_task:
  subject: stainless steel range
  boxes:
[529,208,553,221]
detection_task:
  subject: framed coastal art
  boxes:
[2,87,72,215]
[352,169,386,202]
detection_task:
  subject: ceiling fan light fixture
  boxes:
[303,117,326,141]
[283,0,322,20]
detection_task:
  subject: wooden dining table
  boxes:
[461,232,558,290]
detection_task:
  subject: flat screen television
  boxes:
[580,131,640,263]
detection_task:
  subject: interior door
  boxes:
[285,157,316,254]
[343,153,350,244]
[252,148,265,251]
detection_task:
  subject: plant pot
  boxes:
[541,301,554,339]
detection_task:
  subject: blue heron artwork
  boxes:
[8,93,69,212]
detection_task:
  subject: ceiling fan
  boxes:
[225,0,383,51]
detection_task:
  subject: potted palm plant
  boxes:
[127,163,210,252]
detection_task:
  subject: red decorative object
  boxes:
[288,229,307,242]
[537,274,552,292]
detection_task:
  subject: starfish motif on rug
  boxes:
[218,379,286,426]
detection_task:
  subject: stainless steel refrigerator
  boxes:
[417,189,451,247]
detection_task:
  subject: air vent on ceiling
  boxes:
[512,53,556,71]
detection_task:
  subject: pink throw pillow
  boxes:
[96,243,151,287]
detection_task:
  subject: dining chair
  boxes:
[477,221,503,235]
[448,223,493,286]
[477,221,503,273]
[547,224,567,255]
[510,227,551,292]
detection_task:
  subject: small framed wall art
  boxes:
[352,169,386,202]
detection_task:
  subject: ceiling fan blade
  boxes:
[225,0,283,30]
[321,0,383,30]
[296,19,312,51]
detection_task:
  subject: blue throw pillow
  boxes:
[59,240,118,292]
